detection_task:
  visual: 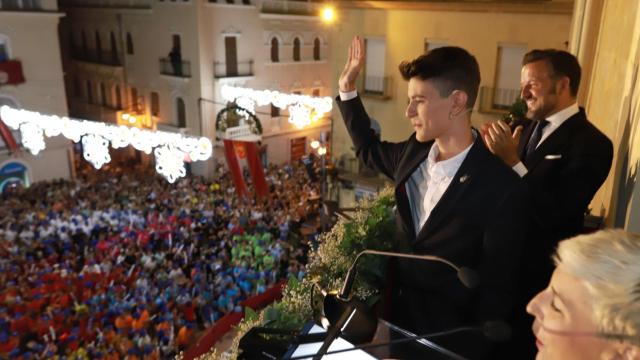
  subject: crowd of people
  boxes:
[0,160,321,359]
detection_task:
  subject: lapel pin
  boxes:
[459,175,469,183]
[545,154,562,160]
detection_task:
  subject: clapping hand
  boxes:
[481,120,523,167]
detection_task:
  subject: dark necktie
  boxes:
[525,119,549,159]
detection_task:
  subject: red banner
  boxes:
[223,139,249,198]
[244,141,269,199]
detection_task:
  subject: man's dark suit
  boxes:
[337,96,528,359]
[507,108,613,356]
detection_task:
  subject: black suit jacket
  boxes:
[513,108,613,296]
[337,96,528,359]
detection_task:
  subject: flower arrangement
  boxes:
[195,186,397,359]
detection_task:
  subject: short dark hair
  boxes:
[398,46,481,109]
[522,49,581,97]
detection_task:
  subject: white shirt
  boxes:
[406,138,474,233]
[512,102,579,177]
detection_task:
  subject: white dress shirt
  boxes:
[406,139,474,234]
[512,102,579,177]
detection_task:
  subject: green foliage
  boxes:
[502,97,528,124]
[217,187,397,359]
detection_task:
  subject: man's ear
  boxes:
[556,76,571,96]
[451,90,469,116]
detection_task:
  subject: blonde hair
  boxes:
[554,229,640,346]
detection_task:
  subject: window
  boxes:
[73,76,81,97]
[270,37,279,62]
[313,37,320,61]
[110,31,118,64]
[130,87,138,112]
[126,32,134,55]
[68,31,76,58]
[86,80,93,103]
[176,97,186,128]
[270,104,280,118]
[114,85,122,109]
[364,37,386,93]
[293,37,301,62]
[100,82,107,106]
[95,31,102,62]
[151,92,160,117]
[81,30,88,57]
[493,44,527,109]
[424,39,448,53]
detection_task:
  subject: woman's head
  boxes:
[527,229,640,360]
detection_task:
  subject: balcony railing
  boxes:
[361,75,393,100]
[58,0,151,9]
[159,58,191,78]
[260,0,321,16]
[478,86,520,113]
[0,60,25,85]
[214,60,254,78]
[72,49,122,67]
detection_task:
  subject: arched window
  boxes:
[81,30,88,57]
[313,37,320,61]
[114,85,122,109]
[270,37,279,63]
[100,82,107,106]
[73,76,81,97]
[86,80,93,103]
[176,97,186,128]
[293,37,301,62]
[151,92,160,117]
[110,31,118,64]
[126,32,134,55]
[95,31,102,62]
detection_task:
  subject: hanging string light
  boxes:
[0,106,213,183]
[220,85,332,129]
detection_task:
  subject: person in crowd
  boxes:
[527,229,640,360]
[0,158,319,359]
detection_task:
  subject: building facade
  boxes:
[58,0,332,178]
[0,0,72,189]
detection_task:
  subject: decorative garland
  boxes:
[215,105,263,139]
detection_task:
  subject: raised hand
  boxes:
[338,36,365,92]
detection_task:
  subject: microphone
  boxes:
[339,249,479,300]
[284,321,511,360]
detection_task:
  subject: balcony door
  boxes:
[224,36,238,77]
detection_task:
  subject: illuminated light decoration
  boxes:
[288,103,312,129]
[0,106,213,183]
[154,145,186,184]
[82,134,111,169]
[220,85,332,130]
[19,122,46,155]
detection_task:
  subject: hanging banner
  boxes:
[223,139,248,198]
[244,141,269,199]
